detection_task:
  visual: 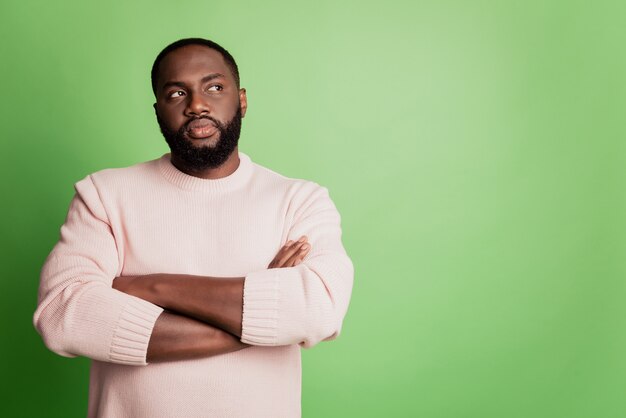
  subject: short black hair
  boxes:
[151,38,240,96]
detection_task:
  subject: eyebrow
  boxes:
[161,73,226,91]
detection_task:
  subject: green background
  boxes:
[1,0,625,417]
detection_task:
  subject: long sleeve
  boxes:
[33,175,163,366]
[31,154,349,417]
[241,183,354,348]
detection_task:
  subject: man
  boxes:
[34,38,353,418]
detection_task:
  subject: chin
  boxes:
[186,135,221,148]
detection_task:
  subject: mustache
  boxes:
[183,116,222,132]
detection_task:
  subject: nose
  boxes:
[184,92,210,116]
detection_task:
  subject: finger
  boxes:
[268,240,295,266]
[276,239,309,267]
[269,244,297,268]
[293,244,311,265]
[284,243,310,267]
[268,237,309,268]
[289,250,310,267]
[275,241,307,267]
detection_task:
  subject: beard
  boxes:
[157,106,242,171]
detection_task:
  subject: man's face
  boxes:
[153,45,247,170]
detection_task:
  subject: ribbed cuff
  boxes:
[109,297,164,365]
[241,270,280,346]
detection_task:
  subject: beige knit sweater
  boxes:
[34,152,353,418]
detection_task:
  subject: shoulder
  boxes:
[88,157,161,185]
[74,156,163,193]
[70,156,164,214]
[248,156,331,201]
[247,155,337,217]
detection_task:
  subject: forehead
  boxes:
[156,45,233,86]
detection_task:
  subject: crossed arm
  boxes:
[34,177,353,366]
[113,238,311,362]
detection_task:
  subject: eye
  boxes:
[207,85,223,92]
[168,90,185,98]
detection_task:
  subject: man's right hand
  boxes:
[267,236,310,269]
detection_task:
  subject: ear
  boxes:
[239,88,248,118]
[153,103,160,119]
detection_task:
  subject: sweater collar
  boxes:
[157,151,253,192]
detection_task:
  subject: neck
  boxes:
[170,147,240,179]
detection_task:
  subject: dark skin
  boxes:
[154,45,247,179]
[113,45,311,362]
[134,239,310,362]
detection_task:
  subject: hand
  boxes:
[267,236,310,268]
[112,275,136,292]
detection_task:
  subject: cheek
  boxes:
[157,107,185,130]
[209,93,236,108]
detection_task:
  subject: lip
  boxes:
[186,119,218,139]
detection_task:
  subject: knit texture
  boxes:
[33,152,353,418]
